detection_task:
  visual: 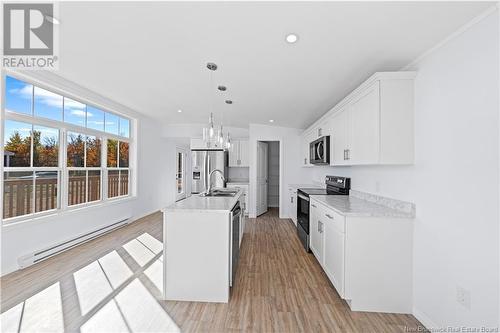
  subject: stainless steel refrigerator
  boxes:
[191,149,228,194]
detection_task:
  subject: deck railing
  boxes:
[3,173,128,219]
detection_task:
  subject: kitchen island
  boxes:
[162,189,244,303]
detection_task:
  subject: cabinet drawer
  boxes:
[322,207,345,233]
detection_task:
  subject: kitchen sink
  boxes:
[200,189,239,197]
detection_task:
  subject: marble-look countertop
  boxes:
[162,189,243,213]
[311,195,415,218]
[288,183,323,191]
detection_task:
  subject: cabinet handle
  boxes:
[343,149,347,160]
[346,149,350,160]
[291,197,293,203]
[325,214,333,219]
[318,221,321,233]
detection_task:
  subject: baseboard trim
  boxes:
[413,307,438,330]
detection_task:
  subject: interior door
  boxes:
[256,141,268,216]
[175,148,187,201]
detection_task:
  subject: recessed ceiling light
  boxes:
[285,33,298,44]
[218,85,227,91]
[177,109,182,113]
[269,119,274,123]
[225,100,233,104]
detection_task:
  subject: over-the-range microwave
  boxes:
[310,136,330,165]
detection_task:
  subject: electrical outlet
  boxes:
[456,286,471,310]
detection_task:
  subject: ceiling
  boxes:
[56,1,492,129]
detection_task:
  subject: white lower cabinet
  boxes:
[309,197,413,314]
[323,210,345,298]
[309,201,323,262]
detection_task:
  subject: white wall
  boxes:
[249,124,306,218]
[0,71,171,275]
[308,8,499,328]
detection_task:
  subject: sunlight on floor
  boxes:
[122,239,156,266]
[144,255,163,293]
[0,282,64,333]
[81,278,179,332]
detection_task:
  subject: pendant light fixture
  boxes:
[202,62,232,149]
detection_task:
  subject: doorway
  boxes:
[256,141,280,216]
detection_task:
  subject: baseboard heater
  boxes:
[18,217,131,269]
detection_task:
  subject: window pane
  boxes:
[105,113,119,135]
[88,170,101,202]
[108,170,120,198]
[119,141,129,167]
[35,171,58,213]
[5,76,32,115]
[3,120,31,167]
[107,139,118,167]
[120,170,129,196]
[86,136,101,167]
[64,97,86,127]
[86,106,105,132]
[33,125,59,167]
[3,171,33,219]
[67,132,85,167]
[68,170,86,206]
[119,118,130,138]
[34,86,63,121]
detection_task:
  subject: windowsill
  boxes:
[1,195,138,231]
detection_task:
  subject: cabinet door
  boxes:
[323,210,345,298]
[331,108,349,165]
[309,201,324,263]
[349,81,380,164]
[238,140,249,167]
[228,141,240,167]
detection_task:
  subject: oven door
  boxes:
[310,136,330,165]
[296,192,310,234]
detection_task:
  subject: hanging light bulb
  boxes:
[225,132,231,150]
[218,124,224,145]
[208,113,215,138]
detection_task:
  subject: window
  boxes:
[67,133,102,206]
[34,86,63,121]
[107,139,129,198]
[64,97,86,127]
[2,75,133,223]
[175,148,186,201]
[3,120,60,219]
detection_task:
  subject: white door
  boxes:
[349,81,380,164]
[256,141,268,216]
[175,148,187,201]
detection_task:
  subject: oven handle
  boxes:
[316,141,323,160]
[298,193,310,202]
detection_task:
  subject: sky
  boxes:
[4,76,130,138]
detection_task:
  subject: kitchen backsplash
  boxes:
[228,167,249,181]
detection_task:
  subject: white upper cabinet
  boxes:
[229,139,249,167]
[304,72,416,166]
[331,107,349,166]
[348,81,380,165]
[300,130,314,167]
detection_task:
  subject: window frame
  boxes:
[1,73,135,225]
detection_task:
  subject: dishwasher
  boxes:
[230,201,241,287]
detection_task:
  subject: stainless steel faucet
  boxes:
[204,169,226,195]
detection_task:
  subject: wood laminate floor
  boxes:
[1,208,423,332]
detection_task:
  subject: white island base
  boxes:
[162,190,242,303]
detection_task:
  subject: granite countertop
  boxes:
[162,189,243,213]
[311,195,415,218]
